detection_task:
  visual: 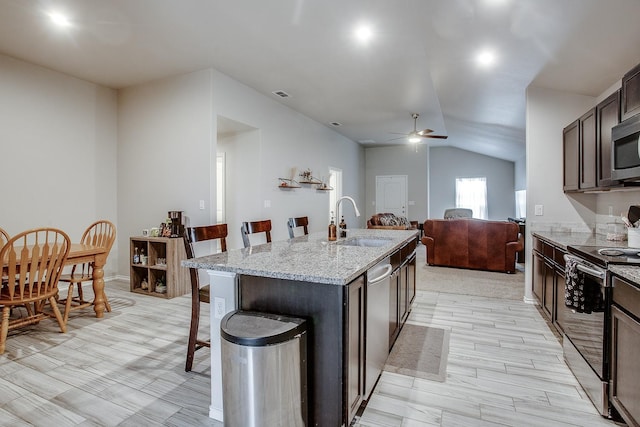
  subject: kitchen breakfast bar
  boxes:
[182,228,419,426]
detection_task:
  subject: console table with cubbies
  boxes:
[130,236,190,298]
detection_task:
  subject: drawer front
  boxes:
[543,242,554,258]
[533,236,543,253]
[401,238,417,260]
[554,248,567,268]
[612,276,640,314]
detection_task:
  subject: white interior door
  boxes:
[375,175,408,217]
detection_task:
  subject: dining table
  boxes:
[2,242,109,318]
[65,243,109,318]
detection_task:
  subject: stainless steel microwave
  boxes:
[612,113,640,181]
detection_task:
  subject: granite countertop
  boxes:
[532,230,632,250]
[609,265,640,286]
[181,228,418,286]
[533,231,640,286]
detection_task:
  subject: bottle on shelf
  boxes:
[133,247,140,264]
[328,212,337,241]
[140,247,147,265]
[339,215,347,238]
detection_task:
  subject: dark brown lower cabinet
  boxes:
[531,235,567,333]
[347,275,365,423]
[610,276,640,427]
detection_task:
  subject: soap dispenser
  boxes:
[339,215,347,238]
[328,212,337,241]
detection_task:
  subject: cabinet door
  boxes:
[388,269,400,349]
[579,108,597,189]
[407,254,416,306]
[543,260,554,319]
[563,120,580,192]
[399,261,408,323]
[554,269,566,334]
[622,62,640,121]
[597,90,621,187]
[532,250,544,303]
[347,275,365,422]
[610,305,640,426]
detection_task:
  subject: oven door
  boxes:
[562,254,610,416]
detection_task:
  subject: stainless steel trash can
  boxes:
[220,310,308,427]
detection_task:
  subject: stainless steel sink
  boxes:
[337,237,393,247]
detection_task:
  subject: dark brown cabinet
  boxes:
[389,238,417,349]
[597,90,621,187]
[563,90,621,192]
[347,274,366,423]
[563,120,580,192]
[622,62,640,121]
[579,108,597,190]
[531,235,567,333]
[610,275,640,427]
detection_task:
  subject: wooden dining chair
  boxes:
[0,227,9,285]
[183,223,228,372]
[58,220,116,324]
[0,227,9,248]
[241,219,272,248]
[0,228,70,354]
[287,216,309,238]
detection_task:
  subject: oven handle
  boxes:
[564,254,606,280]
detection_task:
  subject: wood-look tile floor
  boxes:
[355,290,621,427]
[0,279,623,426]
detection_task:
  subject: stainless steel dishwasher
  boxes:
[365,256,393,399]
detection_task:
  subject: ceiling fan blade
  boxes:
[423,134,448,139]
[417,128,434,135]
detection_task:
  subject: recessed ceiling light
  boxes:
[354,24,373,43]
[48,11,72,28]
[476,49,496,67]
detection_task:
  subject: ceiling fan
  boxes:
[389,113,448,143]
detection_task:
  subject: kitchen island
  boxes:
[182,228,419,426]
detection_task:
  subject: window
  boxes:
[515,189,526,219]
[455,177,487,219]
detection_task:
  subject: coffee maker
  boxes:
[168,211,184,237]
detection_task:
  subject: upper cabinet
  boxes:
[597,90,621,187]
[563,120,580,192]
[579,108,597,190]
[563,91,621,192]
[622,62,640,121]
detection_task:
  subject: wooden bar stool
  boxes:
[287,216,309,238]
[183,223,228,372]
[241,219,272,248]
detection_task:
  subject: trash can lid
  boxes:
[220,310,307,347]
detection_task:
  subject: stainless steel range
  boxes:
[564,244,640,417]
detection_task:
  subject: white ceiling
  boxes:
[2,0,640,162]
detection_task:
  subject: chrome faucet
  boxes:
[335,196,361,230]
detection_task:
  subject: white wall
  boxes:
[211,70,365,250]
[364,145,428,222]
[0,54,119,277]
[117,68,364,272]
[118,69,214,276]
[429,146,516,220]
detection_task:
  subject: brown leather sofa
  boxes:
[421,218,523,273]
[367,213,415,230]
